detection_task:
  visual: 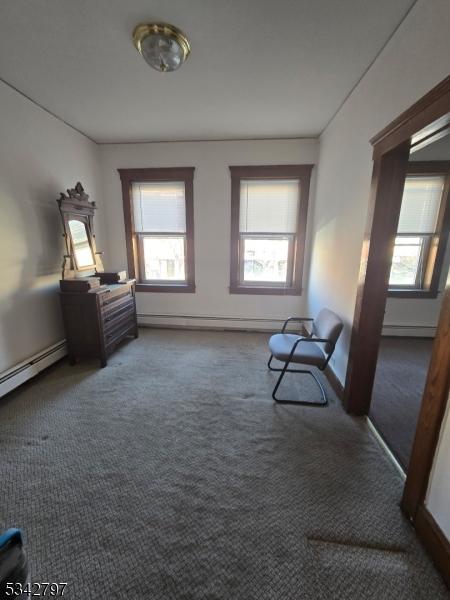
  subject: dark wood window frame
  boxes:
[118,167,195,293]
[229,164,313,296]
[388,161,450,299]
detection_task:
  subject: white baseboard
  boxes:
[0,341,67,398]
[366,417,406,480]
[137,313,298,332]
[382,324,436,337]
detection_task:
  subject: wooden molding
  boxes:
[370,76,450,157]
[118,167,196,292]
[407,161,450,173]
[414,506,450,588]
[229,164,313,296]
[344,143,411,414]
[401,289,450,518]
[345,76,450,415]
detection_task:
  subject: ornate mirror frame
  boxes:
[57,182,104,279]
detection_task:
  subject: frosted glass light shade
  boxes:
[133,23,191,73]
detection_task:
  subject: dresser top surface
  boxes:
[60,279,136,295]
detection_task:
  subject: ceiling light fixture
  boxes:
[133,23,191,73]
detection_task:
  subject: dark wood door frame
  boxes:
[342,75,450,586]
[343,75,450,415]
[402,289,450,586]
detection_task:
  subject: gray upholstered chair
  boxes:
[268,308,343,406]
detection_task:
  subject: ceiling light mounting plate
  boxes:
[133,22,191,73]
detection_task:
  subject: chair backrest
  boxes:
[312,308,343,355]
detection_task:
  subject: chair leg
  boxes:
[268,355,327,406]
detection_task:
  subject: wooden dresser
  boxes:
[60,279,138,367]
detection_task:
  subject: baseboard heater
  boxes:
[137,312,294,332]
[382,324,436,337]
[0,341,67,398]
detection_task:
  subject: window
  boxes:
[119,168,195,292]
[229,165,312,295]
[388,163,450,298]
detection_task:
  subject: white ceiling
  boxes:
[0,0,416,143]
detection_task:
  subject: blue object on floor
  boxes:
[0,528,28,598]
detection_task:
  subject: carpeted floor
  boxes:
[370,337,433,470]
[0,329,448,599]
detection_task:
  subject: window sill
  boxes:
[387,288,438,299]
[136,283,196,293]
[229,285,302,296]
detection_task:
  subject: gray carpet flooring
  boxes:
[0,329,448,599]
[370,337,433,470]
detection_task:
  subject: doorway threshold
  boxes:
[366,417,406,480]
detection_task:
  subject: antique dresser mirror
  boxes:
[57,182,138,367]
[57,182,104,279]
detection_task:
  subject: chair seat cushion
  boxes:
[269,334,326,368]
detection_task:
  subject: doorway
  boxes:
[369,138,450,470]
[341,76,450,585]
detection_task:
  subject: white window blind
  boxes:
[132,181,186,232]
[398,176,444,234]
[239,179,300,233]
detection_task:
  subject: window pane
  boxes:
[389,236,423,286]
[142,236,186,281]
[132,182,186,232]
[239,179,300,233]
[68,219,95,267]
[242,237,289,283]
[398,176,444,234]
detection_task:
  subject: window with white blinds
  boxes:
[397,176,445,234]
[389,172,447,291]
[119,167,195,290]
[229,165,311,294]
[132,181,186,233]
[239,180,300,233]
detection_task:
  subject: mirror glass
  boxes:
[68,219,95,268]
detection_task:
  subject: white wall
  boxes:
[426,393,450,540]
[383,244,450,336]
[306,0,450,383]
[0,80,107,375]
[99,139,318,329]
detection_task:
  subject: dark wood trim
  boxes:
[228,285,302,296]
[401,288,450,518]
[118,167,196,292]
[370,76,450,157]
[136,283,195,293]
[344,143,411,414]
[345,77,450,415]
[342,75,450,586]
[407,161,450,173]
[118,167,195,181]
[387,289,440,299]
[120,176,140,281]
[414,506,450,588]
[229,164,313,296]
[229,164,314,179]
[324,364,344,401]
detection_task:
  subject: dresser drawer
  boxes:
[104,317,136,353]
[102,297,135,324]
[61,279,137,367]
[103,308,135,335]
[100,286,133,308]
